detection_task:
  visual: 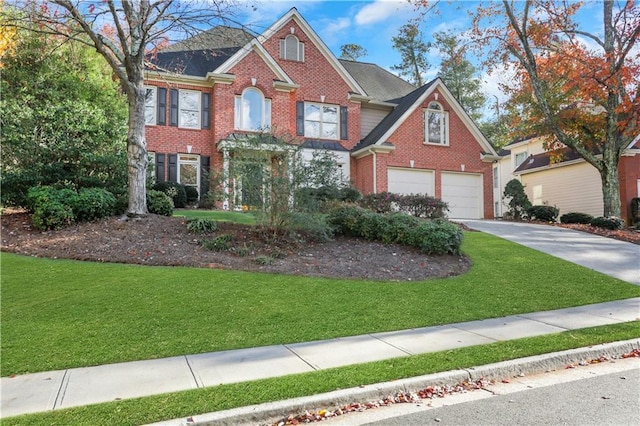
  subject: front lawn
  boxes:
[2,231,639,376]
[173,209,256,224]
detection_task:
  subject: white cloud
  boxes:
[354,0,413,26]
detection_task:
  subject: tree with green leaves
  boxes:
[7,1,241,216]
[340,43,367,61]
[391,24,430,86]
[0,18,128,207]
[433,31,486,122]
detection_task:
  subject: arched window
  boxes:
[234,88,271,131]
[279,34,305,61]
[424,101,448,145]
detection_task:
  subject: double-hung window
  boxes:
[144,86,157,125]
[234,88,271,131]
[178,90,201,129]
[424,101,448,145]
[514,151,528,168]
[304,103,339,140]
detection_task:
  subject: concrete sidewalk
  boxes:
[2,298,639,419]
[461,220,640,286]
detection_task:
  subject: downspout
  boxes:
[369,148,377,193]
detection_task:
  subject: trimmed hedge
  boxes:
[526,205,559,222]
[146,190,174,216]
[185,186,199,204]
[359,192,448,219]
[26,186,116,230]
[560,212,594,224]
[153,181,187,208]
[327,204,462,255]
[590,216,624,230]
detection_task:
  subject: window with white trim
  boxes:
[304,102,339,140]
[148,152,156,181]
[178,90,201,129]
[178,154,200,198]
[514,151,528,168]
[144,86,157,125]
[234,88,272,131]
[424,101,448,145]
[279,35,304,61]
[493,166,498,188]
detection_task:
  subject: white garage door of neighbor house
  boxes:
[441,172,483,219]
[387,168,435,195]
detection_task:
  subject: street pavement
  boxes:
[2,220,639,423]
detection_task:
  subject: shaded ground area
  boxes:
[0,210,470,281]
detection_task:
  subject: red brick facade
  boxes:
[144,9,497,218]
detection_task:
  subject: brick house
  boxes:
[144,8,499,219]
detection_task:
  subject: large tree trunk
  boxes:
[126,82,148,216]
[600,147,622,218]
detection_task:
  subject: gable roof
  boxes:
[513,148,589,174]
[257,8,366,96]
[352,78,498,158]
[161,26,254,52]
[352,82,435,152]
[150,48,239,77]
[338,59,416,103]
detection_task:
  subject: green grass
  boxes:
[2,231,639,376]
[173,209,255,224]
[3,322,638,426]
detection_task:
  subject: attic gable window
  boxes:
[279,35,304,62]
[424,101,449,145]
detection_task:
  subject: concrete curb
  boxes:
[148,339,640,426]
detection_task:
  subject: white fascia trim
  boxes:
[626,134,639,150]
[144,71,212,87]
[205,73,236,85]
[351,144,395,158]
[369,82,438,147]
[257,8,366,96]
[622,148,640,157]
[213,39,294,85]
[274,80,300,92]
[435,82,499,157]
[481,153,502,162]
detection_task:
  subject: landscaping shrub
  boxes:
[282,212,334,242]
[338,187,362,203]
[146,190,174,216]
[631,197,640,225]
[326,204,368,236]
[25,186,77,213]
[560,212,594,224]
[184,186,199,205]
[153,181,187,208]
[327,204,463,255]
[396,194,448,219]
[526,205,559,222]
[503,179,531,220]
[31,202,75,230]
[73,188,116,222]
[114,194,129,215]
[186,217,218,234]
[590,216,625,230]
[359,192,399,214]
[201,234,233,251]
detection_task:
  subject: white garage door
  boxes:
[442,172,483,219]
[388,168,435,195]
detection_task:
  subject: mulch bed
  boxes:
[0,209,470,281]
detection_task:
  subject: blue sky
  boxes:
[236,0,604,120]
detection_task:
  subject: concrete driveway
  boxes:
[460,220,640,286]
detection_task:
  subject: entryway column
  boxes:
[222,149,230,210]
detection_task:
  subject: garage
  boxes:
[441,172,483,219]
[387,168,435,195]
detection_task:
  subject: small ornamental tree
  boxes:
[503,179,531,220]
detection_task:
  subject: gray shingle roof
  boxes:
[149,48,239,77]
[351,81,435,152]
[161,26,254,52]
[338,59,416,103]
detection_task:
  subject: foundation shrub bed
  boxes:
[327,204,462,255]
[590,216,625,230]
[560,212,594,224]
[153,182,187,208]
[359,192,448,219]
[526,205,559,222]
[146,190,174,216]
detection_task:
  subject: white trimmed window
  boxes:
[148,152,156,181]
[424,101,448,145]
[514,151,528,168]
[304,102,339,140]
[279,34,304,61]
[144,86,157,125]
[234,88,272,131]
[178,154,200,197]
[178,90,201,129]
[493,166,499,188]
